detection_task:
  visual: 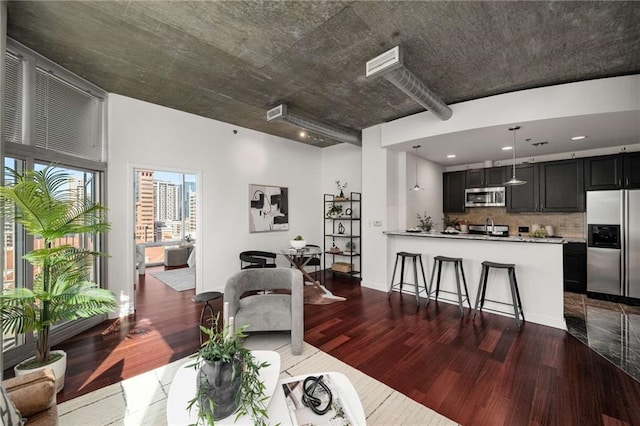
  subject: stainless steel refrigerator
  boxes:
[586,190,640,299]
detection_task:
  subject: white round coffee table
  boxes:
[166,350,366,425]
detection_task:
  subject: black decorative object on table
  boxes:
[302,375,333,415]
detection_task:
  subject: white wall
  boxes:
[107,94,323,311]
[405,154,444,230]
[321,143,362,197]
[361,125,394,292]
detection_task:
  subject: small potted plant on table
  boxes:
[290,235,307,249]
[188,317,270,425]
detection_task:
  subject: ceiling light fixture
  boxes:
[366,46,452,121]
[503,126,527,186]
[410,145,423,191]
[266,104,361,146]
[446,154,456,158]
[571,135,588,140]
[502,146,513,151]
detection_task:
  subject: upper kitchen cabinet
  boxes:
[584,154,623,190]
[443,171,465,213]
[539,159,585,212]
[624,152,640,189]
[584,153,640,190]
[506,164,539,212]
[465,167,505,188]
[508,160,585,213]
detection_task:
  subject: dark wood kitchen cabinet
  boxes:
[465,167,505,188]
[443,171,465,213]
[624,152,640,189]
[506,164,539,212]
[539,159,585,212]
[507,159,584,213]
[584,154,623,190]
[564,242,587,294]
[584,152,640,190]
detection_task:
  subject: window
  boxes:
[135,169,197,265]
[2,39,108,365]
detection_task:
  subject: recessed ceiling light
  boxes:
[502,146,513,151]
[571,135,587,140]
[299,131,307,138]
[446,154,456,158]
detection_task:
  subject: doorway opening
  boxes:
[133,168,198,294]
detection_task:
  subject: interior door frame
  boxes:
[129,163,203,313]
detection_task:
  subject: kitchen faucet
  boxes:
[485,217,495,235]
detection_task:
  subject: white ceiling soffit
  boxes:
[380,75,640,166]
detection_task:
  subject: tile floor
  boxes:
[564,292,640,382]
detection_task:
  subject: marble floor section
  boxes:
[564,292,640,383]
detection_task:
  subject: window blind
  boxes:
[35,68,103,161]
[3,52,24,144]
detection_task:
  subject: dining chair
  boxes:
[239,250,277,269]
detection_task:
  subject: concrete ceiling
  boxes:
[7,1,640,160]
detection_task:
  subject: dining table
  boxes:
[279,246,322,284]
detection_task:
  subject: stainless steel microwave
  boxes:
[464,187,506,207]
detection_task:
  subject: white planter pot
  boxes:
[14,349,67,393]
[290,240,306,249]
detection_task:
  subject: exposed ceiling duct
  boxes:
[366,46,452,121]
[266,104,361,146]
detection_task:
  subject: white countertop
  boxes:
[385,230,586,244]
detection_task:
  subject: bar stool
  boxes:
[427,256,471,315]
[473,261,524,331]
[192,291,222,343]
[388,252,428,308]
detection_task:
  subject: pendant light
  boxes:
[503,126,527,186]
[410,145,423,191]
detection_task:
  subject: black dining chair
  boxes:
[300,244,322,273]
[239,250,277,269]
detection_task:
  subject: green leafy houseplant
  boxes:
[293,235,304,241]
[327,203,343,218]
[417,212,434,232]
[0,166,117,367]
[187,318,270,425]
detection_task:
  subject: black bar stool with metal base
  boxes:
[473,261,525,331]
[192,291,222,343]
[427,256,472,315]
[388,251,428,308]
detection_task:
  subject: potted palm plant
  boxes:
[0,165,117,392]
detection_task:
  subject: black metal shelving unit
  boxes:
[323,192,361,279]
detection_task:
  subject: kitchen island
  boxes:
[386,231,567,329]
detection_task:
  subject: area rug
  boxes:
[304,282,346,305]
[150,267,195,292]
[57,334,457,425]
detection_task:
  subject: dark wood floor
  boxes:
[22,267,640,424]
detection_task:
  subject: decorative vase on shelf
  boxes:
[339,190,344,198]
[338,223,345,234]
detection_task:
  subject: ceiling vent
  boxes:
[266,104,361,146]
[366,46,403,77]
[266,104,286,121]
[366,46,452,121]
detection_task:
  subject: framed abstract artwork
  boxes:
[249,184,289,232]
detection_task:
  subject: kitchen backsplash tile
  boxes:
[444,207,585,238]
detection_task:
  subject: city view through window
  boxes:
[135,169,197,265]
[3,160,101,351]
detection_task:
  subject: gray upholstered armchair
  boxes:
[224,268,304,355]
